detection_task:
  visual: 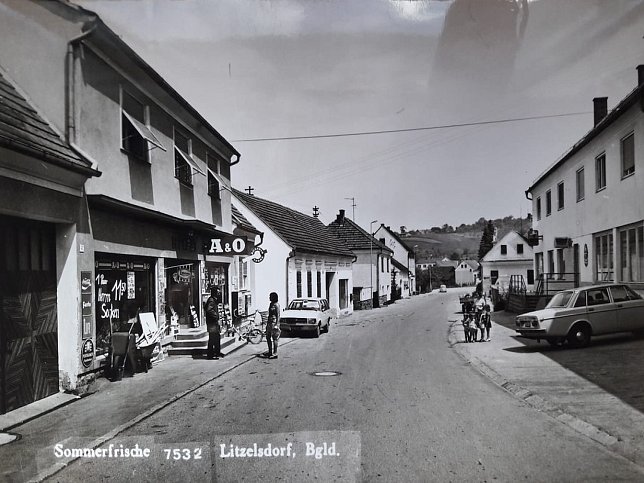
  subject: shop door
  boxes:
[0,217,58,414]
[339,279,348,309]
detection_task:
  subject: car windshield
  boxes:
[288,300,320,310]
[546,291,574,308]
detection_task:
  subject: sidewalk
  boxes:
[0,336,273,482]
[448,307,644,469]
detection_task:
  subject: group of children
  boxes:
[462,295,492,343]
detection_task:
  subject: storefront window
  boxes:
[165,260,201,330]
[619,224,644,282]
[95,256,154,356]
[594,232,614,282]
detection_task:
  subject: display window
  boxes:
[165,260,201,329]
[95,255,155,356]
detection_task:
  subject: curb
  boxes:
[30,339,296,482]
[446,321,637,463]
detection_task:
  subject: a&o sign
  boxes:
[207,236,251,255]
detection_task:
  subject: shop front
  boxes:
[94,254,156,357]
[164,260,202,330]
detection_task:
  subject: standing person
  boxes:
[264,292,281,359]
[475,294,485,342]
[205,286,224,359]
[481,300,492,341]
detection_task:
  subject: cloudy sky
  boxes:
[77,0,644,231]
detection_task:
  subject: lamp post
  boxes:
[370,219,378,308]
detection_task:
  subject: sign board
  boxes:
[81,339,94,368]
[207,236,251,255]
[80,271,93,338]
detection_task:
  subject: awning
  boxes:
[175,146,206,176]
[122,110,166,151]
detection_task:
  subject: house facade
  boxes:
[526,65,644,292]
[480,231,535,295]
[455,259,479,286]
[232,190,355,316]
[0,0,243,408]
[327,210,393,309]
[374,225,416,298]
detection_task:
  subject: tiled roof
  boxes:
[0,69,96,174]
[231,204,261,234]
[233,189,354,258]
[327,217,393,253]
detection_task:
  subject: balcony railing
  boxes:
[535,272,580,295]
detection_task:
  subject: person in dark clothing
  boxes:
[264,292,281,359]
[205,286,224,359]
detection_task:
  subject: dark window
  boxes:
[317,271,322,297]
[622,132,635,178]
[490,270,499,284]
[307,270,312,297]
[536,197,541,220]
[208,171,220,198]
[174,131,192,186]
[546,190,552,216]
[574,291,587,308]
[595,153,606,191]
[587,287,610,306]
[121,91,148,162]
[527,269,534,285]
[557,181,564,210]
[500,245,507,255]
[517,244,524,255]
[296,271,302,298]
[576,167,585,202]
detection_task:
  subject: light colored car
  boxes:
[439,285,447,293]
[280,298,333,337]
[515,283,644,348]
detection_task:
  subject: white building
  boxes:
[455,260,479,287]
[526,65,644,291]
[327,210,393,308]
[374,225,416,297]
[232,190,355,316]
[480,231,535,295]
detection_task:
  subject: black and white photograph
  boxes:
[1,0,644,481]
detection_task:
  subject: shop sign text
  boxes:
[207,236,251,255]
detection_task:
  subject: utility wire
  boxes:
[231,111,592,143]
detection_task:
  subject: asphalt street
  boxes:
[48,293,644,482]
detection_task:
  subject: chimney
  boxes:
[638,65,644,87]
[593,97,608,127]
[336,209,345,224]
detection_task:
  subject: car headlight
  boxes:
[307,318,317,324]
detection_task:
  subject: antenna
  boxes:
[344,197,356,220]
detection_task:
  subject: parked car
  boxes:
[515,283,644,348]
[439,285,447,293]
[280,298,332,337]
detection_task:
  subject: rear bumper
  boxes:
[515,329,548,339]
[280,324,318,331]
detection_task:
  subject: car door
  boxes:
[585,287,618,335]
[609,285,644,332]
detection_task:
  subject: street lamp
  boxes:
[370,220,378,308]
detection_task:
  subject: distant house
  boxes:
[374,225,416,297]
[480,231,535,294]
[455,259,479,286]
[327,210,393,309]
[232,190,355,316]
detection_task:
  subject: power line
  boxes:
[231,111,591,143]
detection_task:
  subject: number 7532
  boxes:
[163,448,203,460]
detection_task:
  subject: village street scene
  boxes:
[1,1,644,481]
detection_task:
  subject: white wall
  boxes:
[530,101,644,285]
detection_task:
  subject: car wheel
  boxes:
[314,323,320,338]
[567,324,591,348]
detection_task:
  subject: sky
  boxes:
[77,0,644,232]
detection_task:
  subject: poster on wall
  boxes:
[81,271,93,339]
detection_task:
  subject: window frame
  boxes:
[546,190,552,216]
[595,152,606,192]
[621,131,635,179]
[516,243,524,255]
[557,181,565,211]
[536,197,541,221]
[576,167,585,202]
[500,245,507,255]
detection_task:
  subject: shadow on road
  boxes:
[492,310,644,415]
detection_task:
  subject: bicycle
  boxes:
[229,312,265,345]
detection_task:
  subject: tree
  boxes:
[478,220,495,260]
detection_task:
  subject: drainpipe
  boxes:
[524,190,532,201]
[285,250,295,306]
[66,21,99,170]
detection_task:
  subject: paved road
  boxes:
[51,294,644,482]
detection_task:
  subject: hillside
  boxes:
[401,216,531,261]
